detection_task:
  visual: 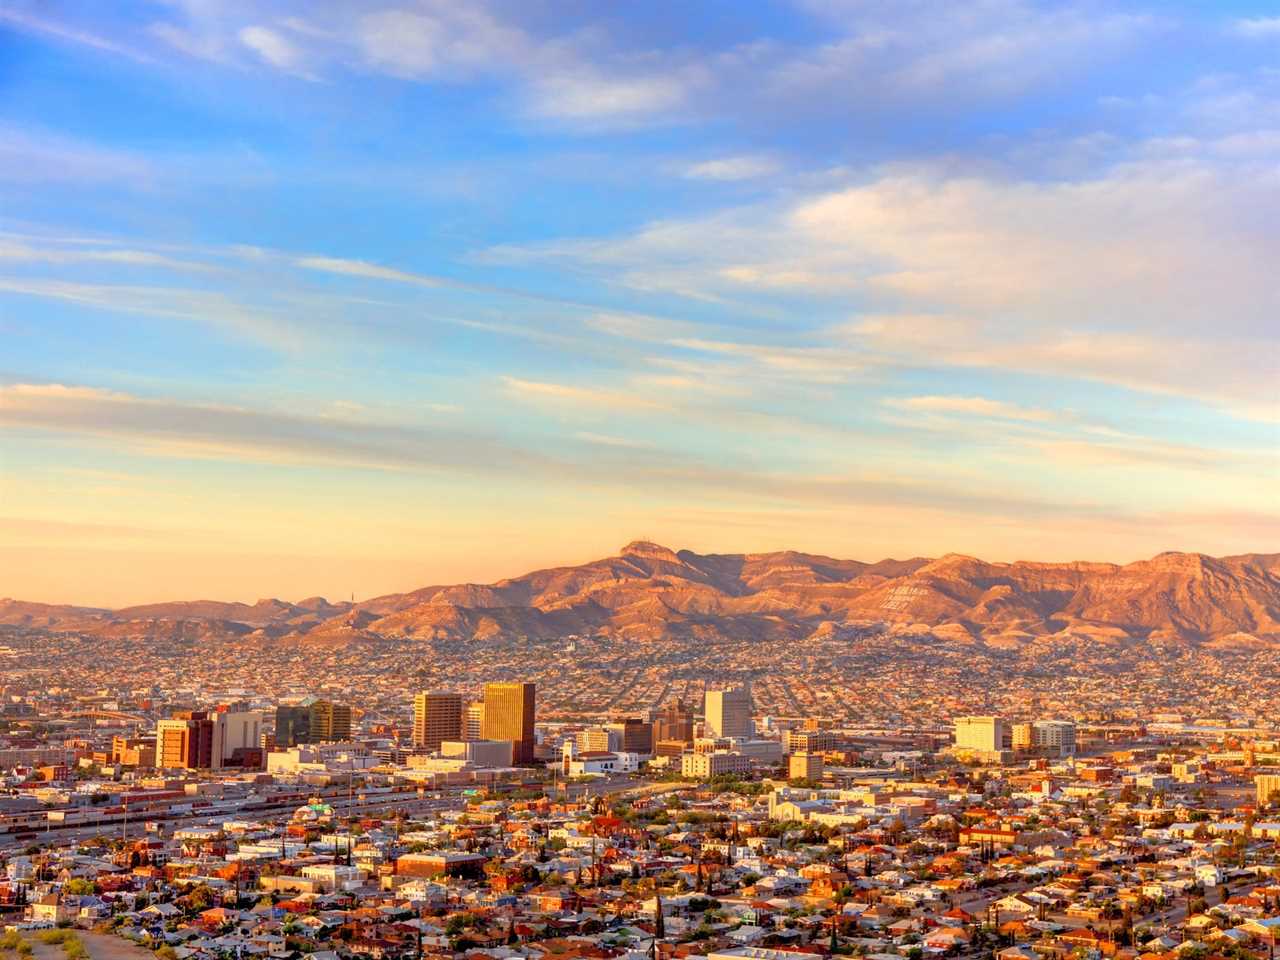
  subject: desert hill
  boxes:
[4,542,1278,648]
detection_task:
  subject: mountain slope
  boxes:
[6,542,1279,647]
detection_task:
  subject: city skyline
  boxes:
[3,5,1280,951]
[2,1,1278,606]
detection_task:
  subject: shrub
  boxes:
[0,931,24,951]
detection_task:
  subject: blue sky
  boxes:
[0,0,1277,605]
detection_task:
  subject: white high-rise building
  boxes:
[704,686,753,739]
[218,711,263,761]
[1032,720,1076,756]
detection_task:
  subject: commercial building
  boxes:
[682,750,752,779]
[110,736,155,768]
[309,700,352,742]
[265,744,375,776]
[221,710,262,752]
[654,739,690,758]
[1257,774,1280,808]
[789,751,823,781]
[653,700,694,744]
[395,852,487,879]
[463,701,485,741]
[156,709,263,770]
[786,729,839,754]
[605,717,653,755]
[1010,719,1076,757]
[156,711,217,770]
[274,704,312,748]
[736,739,784,765]
[412,691,464,752]
[954,716,1009,752]
[1033,720,1077,757]
[576,727,616,753]
[440,739,513,768]
[1011,722,1035,752]
[562,748,640,777]
[481,681,536,764]
[704,686,753,739]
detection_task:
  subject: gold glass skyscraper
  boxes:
[481,681,536,763]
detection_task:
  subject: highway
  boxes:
[0,773,677,854]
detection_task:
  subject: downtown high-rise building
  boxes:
[953,716,1009,753]
[157,711,217,769]
[653,699,694,744]
[605,717,653,754]
[704,686,753,739]
[481,681,536,763]
[308,700,353,742]
[157,709,262,770]
[274,704,312,748]
[412,691,463,752]
[463,701,485,741]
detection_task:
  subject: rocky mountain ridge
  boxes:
[4,541,1278,648]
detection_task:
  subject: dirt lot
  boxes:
[22,933,153,960]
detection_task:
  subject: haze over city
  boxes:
[2,1,1277,606]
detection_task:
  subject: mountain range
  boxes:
[4,541,1279,648]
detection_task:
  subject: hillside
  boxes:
[4,542,1279,648]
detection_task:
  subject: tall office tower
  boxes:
[482,681,536,763]
[275,704,312,748]
[219,710,263,756]
[309,700,353,741]
[156,711,217,769]
[463,701,485,741]
[604,717,653,754]
[953,716,1009,753]
[704,686,753,739]
[1033,720,1077,756]
[653,700,694,744]
[413,691,464,752]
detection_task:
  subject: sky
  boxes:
[0,0,1277,607]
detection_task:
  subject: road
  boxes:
[1,774,680,854]
[0,788,465,853]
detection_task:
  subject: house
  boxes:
[28,893,77,925]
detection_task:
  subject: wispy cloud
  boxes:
[294,255,444,288]
[0,239,212,272]
[0,382,547,474]
[495,151,1280,419]
[885,395,1059,423]
[574,431,651,449]
[1230,17,1280,37]
[683,155,782,182]
[0,128,153,185]
[238,24,317,80]
[500,376,668,413]
[0,7,156,64]
[0,277,299,348]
